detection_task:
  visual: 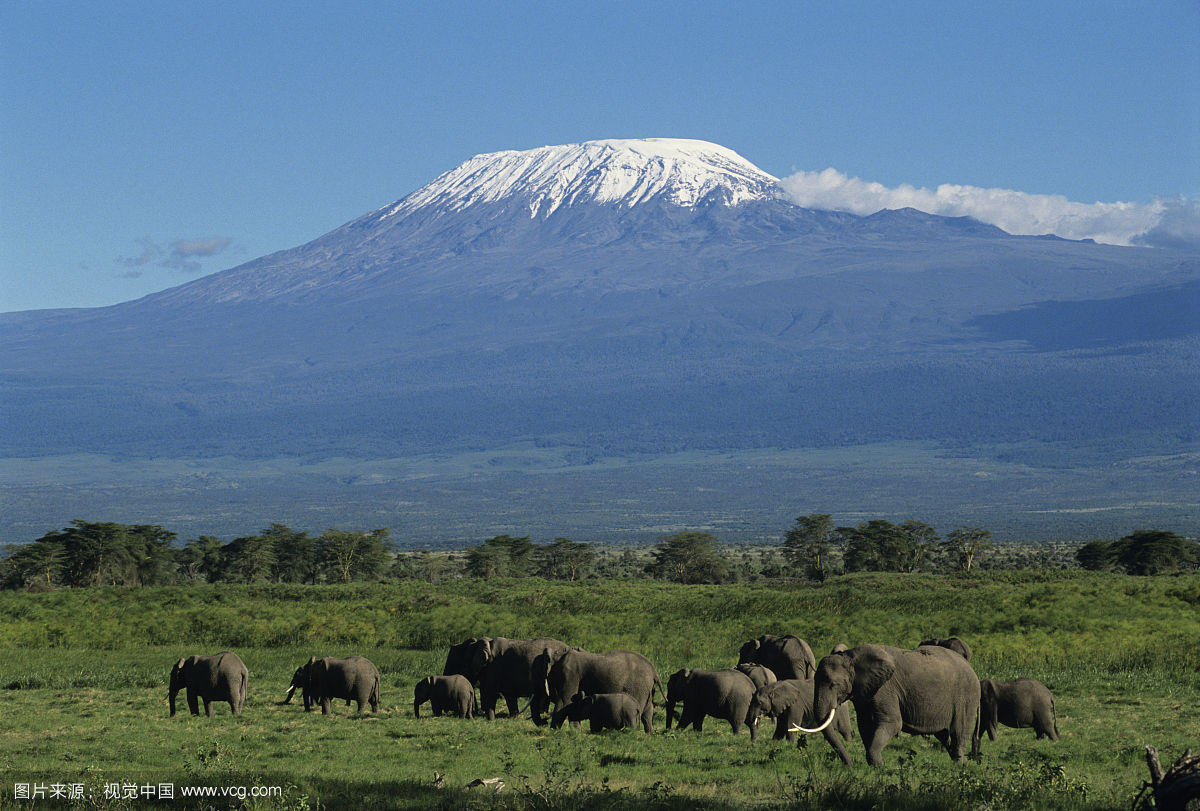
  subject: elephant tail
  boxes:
[653,673,666,705]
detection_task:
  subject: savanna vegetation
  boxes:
[1,569,1198,809]
[4,518,1196,592]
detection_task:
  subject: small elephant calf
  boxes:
[980,678,1059,741]
[414,675,476,718]
[552,692,641,732]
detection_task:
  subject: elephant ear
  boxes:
[851,645,897,698]
[306,655,317,667]
[469,639,493,675]
[172,657,186,671]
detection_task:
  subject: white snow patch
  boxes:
[380,138,782,221]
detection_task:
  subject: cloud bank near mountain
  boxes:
[779,168,1198,249]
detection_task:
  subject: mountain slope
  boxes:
[1,138,1197,542]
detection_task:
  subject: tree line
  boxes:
[1,517,1194,591]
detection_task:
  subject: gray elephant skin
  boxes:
[444,636,569,721]
[665,668,758,737]
[749,678,853,764]
[798,643,980,766]
[980,678,1058,741]
[920,637,972,662]
[169,651,247,717]
[552,691,641,732]
[539,648,662,733]
[291,656,380,714]
[738,634,817,679]
[414,674,476,718]
[734,662,777,691]
[283,663,349,711]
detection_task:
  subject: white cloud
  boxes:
[778,168,1197,248]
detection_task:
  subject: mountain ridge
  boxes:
[1,138,1197,543]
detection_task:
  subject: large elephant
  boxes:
[414,674,476,718]
[980,678,1058,741]
[919,637,972,662]
[169,651,247,717]
[289,656,380,714]
[444,636,569,721]
[552,692,641,732]
[738,634,817,680]
[796,644,980,766]
[665,668,757,737]
[749,679,853,764]
[539,648,661,733]
[283,662,351,711]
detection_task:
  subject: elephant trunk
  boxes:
[790,707,836,735]
[168,688,177,717]
[282,685,296,704]
[413,699,421,718]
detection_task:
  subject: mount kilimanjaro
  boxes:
[2,138,1197,543]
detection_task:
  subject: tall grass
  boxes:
[1,571,1197,809]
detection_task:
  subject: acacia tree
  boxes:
[782,513,836,580]
[1110,530,1197,575]
[645,531,729,584]
[317,528,392,583]
[537,538,596,581]
[942,526,993,573]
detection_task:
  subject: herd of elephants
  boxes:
[167,634,1059,767]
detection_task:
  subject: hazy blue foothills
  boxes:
[1,140,1196,547]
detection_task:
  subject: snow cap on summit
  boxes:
[383,138,782,220]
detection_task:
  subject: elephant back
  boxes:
[552,649,658,705]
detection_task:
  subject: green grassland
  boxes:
[1,572,1198,809]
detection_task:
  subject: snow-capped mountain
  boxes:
[1,138,1196,542]
[379,138,783,220]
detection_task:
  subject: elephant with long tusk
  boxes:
[792,644,980,766]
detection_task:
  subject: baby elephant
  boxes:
[169,651,248,717]
[414,674,475,718]
[552,692,641,732]
[665,668,757,737]
[980,678,1059,741]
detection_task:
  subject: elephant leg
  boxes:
[822,726,853,765]
[203,698,213,717]
[321,697,331,715]
[504,693,520,718]
[641,699,653,734]
[863,717,899,767]
[187,691,200,716]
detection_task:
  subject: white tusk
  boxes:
[790,708,837,734]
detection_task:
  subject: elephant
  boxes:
[734,662,777,691]
[738,634,817,680]
[538,648,662,733]
[795,644,980,766]
[552,691,641,732]
[664,667,758,737]
[919,637,972,662]
[168,651,247,717]
[288,656,380,714]
[283,663,351,711]
[749,679,853,764]
[414,674,476,718]
[443,636,569,722]
[980,678,1058,741]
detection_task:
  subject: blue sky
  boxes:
[2,1,1197,312]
